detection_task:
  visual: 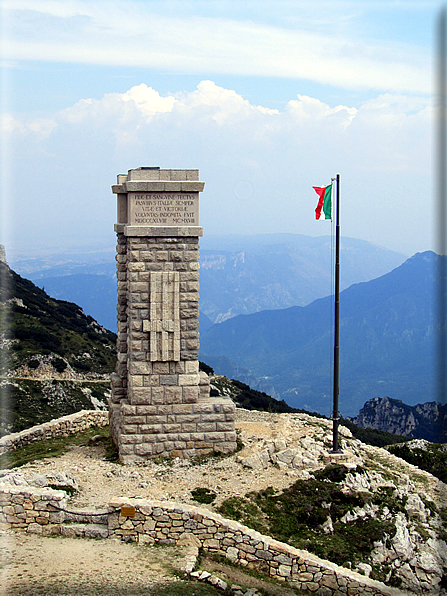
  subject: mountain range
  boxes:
[1,250,445,445]
[5,240,444,421]
[200,251,446,417]
[199,233,406,323]
[9,233,406,331]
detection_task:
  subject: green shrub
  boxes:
[387,442,447,483]
[218,464,400,568]
[191,487,217,504]
[52,357,68,373]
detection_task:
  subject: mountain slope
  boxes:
[0,261,117,435]
[0,261,116,374]
[194,233,406,322]
[200,251,445,416]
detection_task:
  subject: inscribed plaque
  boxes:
[129,192,199,226]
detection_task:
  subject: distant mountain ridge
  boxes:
[10,233,406,331]
[199,233,406,322]
[347,396,447,443]
[200,251,445,417]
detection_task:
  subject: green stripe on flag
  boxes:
[322,185,332,219]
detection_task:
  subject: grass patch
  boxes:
[199,554,304,596]
[362,456,402,484]
[0,425,113,469]
[191,487,217,504]
[47,483,77,496]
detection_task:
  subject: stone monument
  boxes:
[109,167,237,463]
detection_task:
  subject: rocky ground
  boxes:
[1,409,447,595]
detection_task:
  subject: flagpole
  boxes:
[331,173,342,453]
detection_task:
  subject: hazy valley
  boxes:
[9,233,406,332]
[2,236,445,428]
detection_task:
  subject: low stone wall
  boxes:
[108,497,410,596]
[0,483,412,595]
[0,483,410,596]
[0,483,67,533]
[0,410,109,455]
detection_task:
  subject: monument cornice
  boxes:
[114,224,203,237]
[112,181,205,194]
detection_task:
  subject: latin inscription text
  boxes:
[129,193,198,226]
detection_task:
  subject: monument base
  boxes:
[109,378,237,463]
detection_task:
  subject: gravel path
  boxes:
[4,410,317,513]
[6,409,444,510]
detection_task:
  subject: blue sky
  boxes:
[0,0,441,257]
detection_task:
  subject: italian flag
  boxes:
[313,184,332,220]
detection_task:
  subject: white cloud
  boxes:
[4,81,431,161]
[286,95,357,127]
[1,81,432,256]
[121,84,176,117]
[2,1,432,94]
[51,81,279,131]
[1,113,56,137]
[174,81,279,125]
[1,114,26,134]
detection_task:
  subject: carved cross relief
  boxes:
[143,272,180,361]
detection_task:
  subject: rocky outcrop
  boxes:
[236,426,361,472]
[348,396,446,442]
[0,244,7,265]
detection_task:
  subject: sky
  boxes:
[0,0,442,258]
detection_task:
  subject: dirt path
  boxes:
[0,533,303,596]
[0,532,189,595]
[0,410,331,596]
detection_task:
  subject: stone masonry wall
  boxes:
[0,410,108,456]
[0,484,66,534]
[109,229,237,463]
[108,497,410,596]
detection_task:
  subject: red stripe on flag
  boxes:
[313,186,326,220]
